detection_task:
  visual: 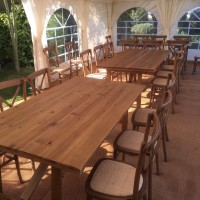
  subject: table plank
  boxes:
[0,77,144,173]
[97,49,169,73]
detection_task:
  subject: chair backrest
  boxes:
[173,35,191,42]
[103,42,114,59]
[141,40,163,50]
[0,78,26,112]
[93,44,104,66]
[167,40,188,62]
[80,49,93,76]
[26,68,51,96]
[120,40,138,51]
[105,35,112,43]
[157,90,173,131]
[43,45,60,68]
[133,112,160,198]
[65,41,78,61]
[151,35,167,43]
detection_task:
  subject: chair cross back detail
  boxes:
[65,41,78,60]
[94,44,104,65]
[80,49,93,76]
[142,40,163,50]
[120,40,139,51]
[0,78,26,112]
[103,42,114,59]
[43,45,60,68]
[26,68,51,96]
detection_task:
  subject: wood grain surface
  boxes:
[96,49,169,73]
[0,77,144,174]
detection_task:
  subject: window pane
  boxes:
[191,22,200,28]
[189,29,200,35]
[46,8,79,62]
[117,7,158,46]
[178,22,189,28]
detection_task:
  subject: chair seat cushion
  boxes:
[86,73,107,79]
[90,159,143,196]
[133,108,156,124]
[116,130,152,152]
[162,64,173,71]
[152,78,173,87]
[155,71,174,78]
[194,55,200,60]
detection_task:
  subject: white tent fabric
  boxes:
[22,0,200,76]
[156,0,184,38]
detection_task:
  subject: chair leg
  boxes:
[155,153,160,175]
[148,162,153,200]
[31,159,36,171]
[193,61,196,74]
[162,128,168,162]
[14,155,24,184]
[86,194,92,200]
[165,125,169,142]
[113,149,118,159]
[0,169,3,193]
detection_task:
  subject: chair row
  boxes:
[85,89,172,200]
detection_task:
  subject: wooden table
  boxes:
[0,77,145,200]
[96,49,169,83]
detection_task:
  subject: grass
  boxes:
[0,67,35,105]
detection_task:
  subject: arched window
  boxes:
[177,7,200,50]
[46,8,78,62]
[117,7,158,45]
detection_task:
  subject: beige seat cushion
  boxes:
[117,130,151,152]
[155,71,174,78]
[162,64,173,71]
[90,159,143,196]
[133,108,156,124]
[86,73,107,79]
[152,78,173,87]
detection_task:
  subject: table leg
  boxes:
[122,111,128,131]
[136,95,141,108]
[137,73,142,84]
[106,69,111,81]
[51,167,62,200]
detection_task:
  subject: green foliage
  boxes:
[131,23,153,34]
[0,1,33,68]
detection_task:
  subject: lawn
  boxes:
[0,67,35,105]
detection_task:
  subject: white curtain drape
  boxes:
[79,0,90,50]
[106,1,113,35]
[156,0,184,38]
[21,0,49,72]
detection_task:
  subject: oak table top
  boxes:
[97,49,169,83]
[0,76,144,199]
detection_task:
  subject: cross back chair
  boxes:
[132,90,172,162]
[113,112,160,200]
[105,35,112,43]
[193,55,200,74]
[173,35,191,42]
[93,44,106,73]
[166,40,188,64]
[0,78,26,192]
[43,44,71,80]
[26,68,52,96]
[80,49,107,79]
[141,40,163,50]
[86,112,160,200]
[0,78,26,112]
[65,41,82,76]
[120,39,139,51]
[156,49,184,93]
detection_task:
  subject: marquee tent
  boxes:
[21,0,200,71]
